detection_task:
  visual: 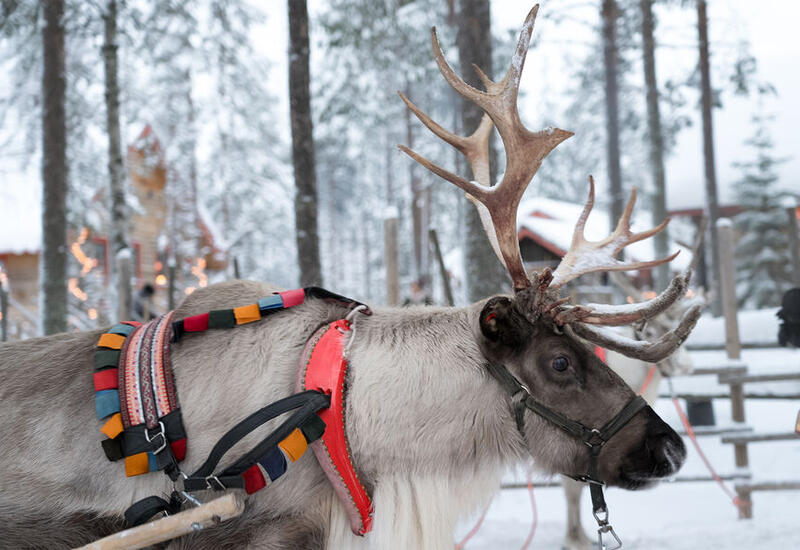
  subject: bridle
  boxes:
[485,361,647,550]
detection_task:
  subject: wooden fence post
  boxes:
[1,279,8,342]
[384,207,399,306]
[718,218,751,518]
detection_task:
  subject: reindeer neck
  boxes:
[344,304,524,479]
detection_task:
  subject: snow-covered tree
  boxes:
[733,112,792,309]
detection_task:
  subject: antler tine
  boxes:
[398,91,494,186]
[559,270,692,326]
[397,144,489,202]
[566,304,702,363]
[551,177,679,289]
[399,90,508,268]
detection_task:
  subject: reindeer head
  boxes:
[400,4,699,489]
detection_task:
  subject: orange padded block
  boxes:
[278,428,308,462]
[98,333,126,350]
[125,452,150,477]
[101,413,124,439]
[234,303,261,325]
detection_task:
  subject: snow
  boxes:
[687,308,782,348]
[0,178,41,255]
[197,200,229,250]
[383,205,399,220]
[517,195,692,272]
[717,217,734,228]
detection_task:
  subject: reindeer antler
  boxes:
[398,4,699,362]
[399,4,573,292]
[550,176,678,289]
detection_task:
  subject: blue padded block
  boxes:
[147,452,158,472]
[109,323,136,337]
[95,390,121,420]
[258,446,287,481]
[257,295,284,311]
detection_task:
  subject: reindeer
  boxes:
[0,6,700,549]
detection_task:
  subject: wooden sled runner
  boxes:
[75,494,245,550]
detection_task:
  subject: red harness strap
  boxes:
[298,319,373,535]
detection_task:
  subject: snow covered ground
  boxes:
[455,308,799,549]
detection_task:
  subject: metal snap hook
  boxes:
[597,523,623,550]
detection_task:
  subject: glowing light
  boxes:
[626,295,634,304]
[190,258,207,288]
[155,274,168,286]
[185,286,196,296]
[70,227,98,276]
[68,278,88,301]
[643,291,657,300]
[154,261,163,271]
[88,308,98,320]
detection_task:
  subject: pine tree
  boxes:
[733,112,792,309]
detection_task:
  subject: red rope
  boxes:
[455,464,538,550]
[671,396,747,512]
[454,500,491,550]
[519,465,538,550]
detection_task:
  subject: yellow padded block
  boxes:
[234,303,261,325]
[98,333,126,350]
[125,452,150,477]
[101,413,124,439]
[278,428,308,462]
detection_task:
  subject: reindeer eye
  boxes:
[552,356,570,372]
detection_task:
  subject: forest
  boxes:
[0,0,797,339]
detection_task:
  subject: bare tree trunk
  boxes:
[697,0,722,315]
[457,0,507,301]
[430,229,455,306]
[103,0,132,321]
[640,0,670,290]
[288,0,322,287]
[602,0,623,230]
[41,0,68,335]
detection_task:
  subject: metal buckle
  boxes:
[144,421,167,454]
[584,428,605,448]
[594,508,623,550]
[205,475,226,491]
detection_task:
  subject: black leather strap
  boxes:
[485,359,647,521]
[124,494,182,527]
[190,390,328,479]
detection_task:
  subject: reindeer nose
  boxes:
[645,410,686,477]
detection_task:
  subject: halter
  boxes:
[485,361,647,550]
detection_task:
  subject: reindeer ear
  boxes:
[480,296,530,347]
